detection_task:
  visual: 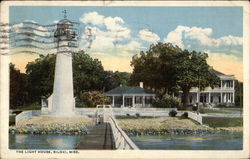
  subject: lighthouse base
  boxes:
[41,94,76,117]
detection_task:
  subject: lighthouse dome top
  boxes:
[58,19,73,24]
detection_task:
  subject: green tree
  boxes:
[10,63,27,109]
[130,43,181,96]
[73,50,105,97]
[235,80,243,108]
[25,51,105,104]
[173,50,220,108]
[26,54,55,104]
[103,71,131,91]
[130,43,220,108]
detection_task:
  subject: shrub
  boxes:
[192,106,198,111]
[152,94,181,108]
[135,113,140,118]
[168,110,177,117]
[79,91,111,107]
[181,112,188,118]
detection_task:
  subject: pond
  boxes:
[9,134,82,149]
[130,132,243,150]
[9,132,242,150]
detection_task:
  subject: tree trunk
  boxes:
[182,88,190,109]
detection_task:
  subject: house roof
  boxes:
[105,86,155,95]
[210,69,225,76]
[209,68,235,80]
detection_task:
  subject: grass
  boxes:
[116,117,207,131]
[199,109,231,114]
[203,117,243,128]
[199,108,242,114]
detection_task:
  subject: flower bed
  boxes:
[116,117,242,136]
[9,116,94,135]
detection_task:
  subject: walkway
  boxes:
[76,123,115,150]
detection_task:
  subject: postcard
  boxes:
[0,1,249,159]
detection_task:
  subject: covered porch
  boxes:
[108,94,155,108]
[105,84,156,108]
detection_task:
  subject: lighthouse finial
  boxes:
[62,9,67,19]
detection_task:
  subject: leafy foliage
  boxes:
[26,55,55,103]
[103,71,131,92]
[235,80,243,108]
[10,63,27,108]
[168,110,177,117]
[73,51,105,96]
[79,91,111,107]
[130,43,181,95]
[130,42,220,108]
[152,94,181,108]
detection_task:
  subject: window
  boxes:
[135,96,142,104]
[145,96,153,104]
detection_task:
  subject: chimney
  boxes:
[139,82,143,88]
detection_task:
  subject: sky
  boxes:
[9,6,243,81]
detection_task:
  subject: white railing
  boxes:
[95,106,139,150]
[187,111,203,125]
[15,110,41,125]
[108,116,139,150]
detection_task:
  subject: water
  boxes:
[9,133,243,150]
[131,133,243,150]
[9,134,83,149]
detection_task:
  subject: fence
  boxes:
[15,110,41,125]
[95,106,139,150]
[187,111,203,125]
[77,107,176,117]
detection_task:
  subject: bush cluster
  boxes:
[152,94,181,108]
[168,110,177,117]
[78,91,111,107]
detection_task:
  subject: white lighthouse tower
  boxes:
[49,17,77,116]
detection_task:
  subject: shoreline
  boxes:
[9,116,243,135]
[123,127,243,136]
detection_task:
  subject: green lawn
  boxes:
[203,117,243,128]
[199,108,242,114]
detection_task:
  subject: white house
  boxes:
[183,69,235,106]
[105,82,156,108]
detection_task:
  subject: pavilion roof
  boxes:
[105,86,155,96]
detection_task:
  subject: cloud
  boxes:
[139,29,160,44]
[80,12,131,42]
[164,25,242,49]
[206,51,243,81]
[33,26,51,36]
[80,12,104,25]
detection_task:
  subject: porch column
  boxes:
[132,95,135,107]
[221,80,223,89]
[232,92,235,103]
[224,93,227,103]
[122,95,125,107]
[196,92,199,103]
[142,96,145,107]
[112,96,115,107]
[209,92,211,103]
[221,92,223,103]
[233,80,235,89]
